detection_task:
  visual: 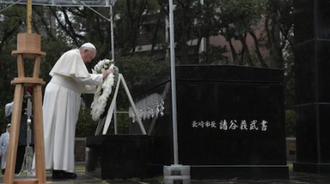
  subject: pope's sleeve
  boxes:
[72,74,103,93]
[72,74,103,85]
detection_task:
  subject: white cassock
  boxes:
[39,49,103,173]
[0,131,9,170]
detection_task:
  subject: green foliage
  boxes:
[115,55,169,88]
[220,0,266,29]
[76,103,132,136]
[115,0,165,55]
[103,111,131,135]
[76,103,98,137]
[0,106,8,134]
[285,109,296,137]
[0,1,295,137]
[0,4,25,32]
[0,4,26,101]
[0,5,26,125]
[199,45,229,64]
[111,55,168,133]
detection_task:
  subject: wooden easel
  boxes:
[3,33,51,184]
[4,0,51,182]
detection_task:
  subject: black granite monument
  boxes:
[293,0,330,174]
[86,65,288,180]
[137,65,288,179]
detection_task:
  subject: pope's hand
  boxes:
[103,68,114,79]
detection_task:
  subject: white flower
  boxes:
[91,59,116,121]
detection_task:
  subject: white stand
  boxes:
[18,96,34,176]
[95,73,146,135]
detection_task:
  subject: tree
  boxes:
[216,0,267,66]
[0,4,25,128]
[0,4,26,105]
[0,0,295,136]
[115,0,165,55]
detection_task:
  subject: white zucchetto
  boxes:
[80,42,96,50]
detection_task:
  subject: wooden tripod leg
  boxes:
[33,85,46,183]
[4,84,24,184]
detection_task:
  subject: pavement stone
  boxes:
[1,164,330,184]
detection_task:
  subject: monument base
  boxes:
[294,162,330,174]
[149,165,289,180]
[191,165,289,180]
[86,135,289,180]
[85,135,158,180]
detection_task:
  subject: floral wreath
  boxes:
[90,59,117,121]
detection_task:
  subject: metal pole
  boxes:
[110,4,118,134]
[110,5,115,60]
[27,0,32,33]
[200,0,205,55]
[169,0,179,165]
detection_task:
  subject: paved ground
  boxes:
[1,164,330,184]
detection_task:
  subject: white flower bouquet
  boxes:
[90,59,119,121]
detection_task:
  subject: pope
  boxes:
[35,43,113,179]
